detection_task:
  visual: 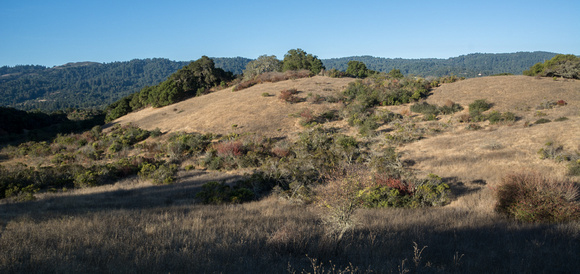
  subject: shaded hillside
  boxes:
[322,51,558,77]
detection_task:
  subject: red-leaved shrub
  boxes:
[213,141,244,157]
[375,175,415,196]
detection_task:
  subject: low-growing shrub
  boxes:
[195,181,254,204]
[469,99,491,119]
[495,172,580,223]
[139,162,178,184]
[361,173,450,208]
[569,160,580,176]
[535,118,551,124]
[410,102,439,116]
[279,89,301,103]
[538,142,570,162]
[488,111,516,125]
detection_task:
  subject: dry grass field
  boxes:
[1,75,579,273]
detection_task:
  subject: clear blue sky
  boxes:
[1,0,579,67]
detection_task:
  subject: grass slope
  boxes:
[113,76,355,137]
[1,75,579,273]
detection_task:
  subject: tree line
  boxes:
[0,51,562,114]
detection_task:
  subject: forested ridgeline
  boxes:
[323,51,558,78]
[0,52,561,113]
[0,57,250,112]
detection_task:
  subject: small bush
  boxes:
[213,141,244,157]
[535,118,551,124]
[410,102,439,116]
[469,99,491,118]
[139,162,177,184]
[361,173,450,208]
[569,160,580,176]
[279,89,301,103]
[495,172,580,223]
[196,181,254,204]
[537,142,569,162]
[488,111,516,125]
[555,116,569,122]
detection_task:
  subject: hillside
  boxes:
[114,76,355,137]
[116,74,579,184]
[1,75,580,272]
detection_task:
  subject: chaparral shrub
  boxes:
[494,172,580,223]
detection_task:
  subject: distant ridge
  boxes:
[0,52,561,111]
[321,51,558,77]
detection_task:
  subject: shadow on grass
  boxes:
[0,170,242,222]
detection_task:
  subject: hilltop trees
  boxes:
[105,56,233,122]
[346,61,371,78]
[524,54,580,79]
[282,48,325,75]
[242,55,282,80]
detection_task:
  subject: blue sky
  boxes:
[1,0,579,67]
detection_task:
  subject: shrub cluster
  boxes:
[195,181,254,204]
[410,101,463,120]
[495,172,580,223]
[361,173,450,208]
[537,142,580,176]
[279,88,301,103]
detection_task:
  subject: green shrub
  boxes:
[196,181,254,204]
[410,102,439,116]
[555,117,569,122]
[537,142,570,162]
[150,127,163,137]
[535,118,551,124]
[139,162,177,184]
[74,170,99,188]
[360,173,450,208]
[495,172,580,223]
[488,111,516,125]
[468,99,491,117]
[568,160,580,176]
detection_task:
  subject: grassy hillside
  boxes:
[1,75,579,273]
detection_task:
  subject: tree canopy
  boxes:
[523,54,580,79]
[105,56,234,122]
[243,55,282,80]
[282,49,325,75]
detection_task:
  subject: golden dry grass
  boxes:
[2,75,580,273]
[114,76,355,138]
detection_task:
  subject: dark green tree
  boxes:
[387,68,404,79]
[346,61,369,78]
[282,48,325,75]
